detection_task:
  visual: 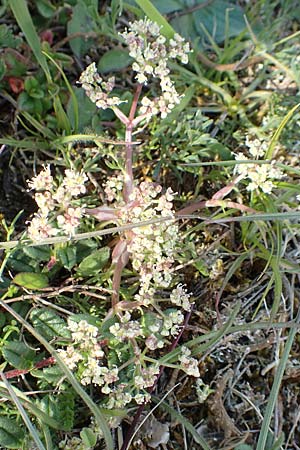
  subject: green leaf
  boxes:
[67,87,97,132]
[0,24,22,48]
[193,1,246,43]
[0,417,25,449]
[36,0,56,18]
[256,309,300,449]
[139,0,247,45]
[142,0,181,14]
[80,427,97,447]
[23,245,51,262]
[2,341,35,369]
[265,103,300,159]
[98,49,133,73]
[40,392,75,431]
[13,272,49,290]
[77,247,110,276]
[56,246,77,270]
[67,0,96,57]
[32,365,64,387]
[0,0,8,17]
[193,260,209,276]
[30,308,71,341]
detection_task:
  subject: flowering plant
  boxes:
[25,17,197,449]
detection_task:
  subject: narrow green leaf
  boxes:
[234,445,253,450]
[43,50,79,131]
[0,374,45,450]
[256,308,300,449]
[9,0,51,81]
[265,103,300,159]
[53,95,71,133]
[0,384,62,430]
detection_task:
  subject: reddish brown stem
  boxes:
[3,357,56,380]
[111,255,129,308]
[123,84,143,202]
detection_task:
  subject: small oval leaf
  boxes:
[80,427,97,447]
[13,272,49,289]
[77,247,110,277]
[98,49,133,73]
[30,308,71,341]
[2,341,35,369]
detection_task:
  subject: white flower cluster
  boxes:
[58,319,119,394]
[109,311,144,341]
[120,181,178,305]
[79,62,125,110]
[79,19,191,120]
[144,309,185,351]
[27,166,87,241]
[179,346,200,377]
[102,175,180,304]
[234,136,283,194]
[104,173,124,202]
[105,383,151,409]
[170,284,192,311]
[121,17,191,118]
[134,364,160,390]
[161,309,185,337]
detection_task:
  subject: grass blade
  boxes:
[43,50,79,132]
[0,373,46,450]
[9,0,51,81]
[256,307,300,449]
[265,103,300,159]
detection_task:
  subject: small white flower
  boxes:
[27,215,58,241]
[27,165,53,191]
[63,169,88,196]
[57,207,82,234]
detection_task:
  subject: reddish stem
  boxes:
[123,84,143,202]
[111,251,129,308]
[3,357,56,380]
